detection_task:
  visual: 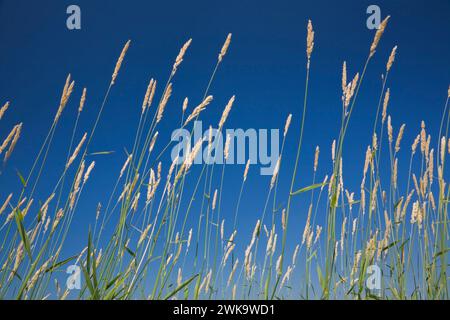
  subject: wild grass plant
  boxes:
[0,18,448,300]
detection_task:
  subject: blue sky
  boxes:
[0,0,449,296]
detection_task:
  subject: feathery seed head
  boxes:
[66,132,87,169]
[395,124,406,152]
[386,45,397,72]
[270,157,281,189]
[412,134,420,154]
[54,74,74,123]
[243,159,251,182]
[218,33,232,63]
[387,115,393,143]
[306,20,315,61]
[3,123,22,163]
[283,114,292,137]
[218,95,235,129]
[182,97,188,113]
[172,38,192,76]
[83,161,95,184]
[0,101,10,120]
[142,79,155,114]
[224,134,231,160]
[369,16,390,57]
[212,189,218,210]
[342,61,347,93]
[184,95,213,126]
[314,145,320,172]
[0,193,13,216]
[78,88,87,113]
[111,40,131,85]
[149,131,159,154]
[120,154,132,178]
[382,88,390,123]
[156,83,173,123]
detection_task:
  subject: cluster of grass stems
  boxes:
[0,18,448,300]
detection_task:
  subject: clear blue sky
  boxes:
[0,0,449,293]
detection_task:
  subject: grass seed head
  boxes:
[369,16,390,57]
[0,101,10,120]
[111,40,131,85]
[218,33,232,62]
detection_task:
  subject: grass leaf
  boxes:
[45,255,77,273]
[291,183,326,196]
[89,151,115,156]
[16,170,27,187]
[14,208,32,260]
[164,274,198,300]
